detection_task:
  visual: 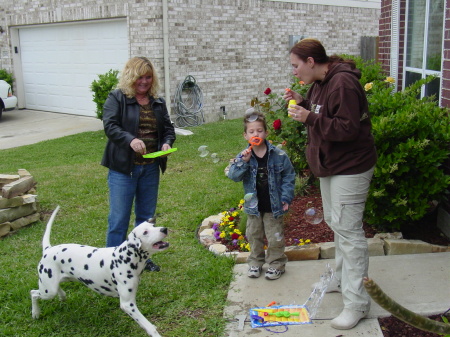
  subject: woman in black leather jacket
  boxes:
[101,57,175,271]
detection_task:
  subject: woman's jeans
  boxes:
[106,162,160,247]
[319,166,374,312]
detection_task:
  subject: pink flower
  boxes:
[273,119,281,130]
[264,88,271,95]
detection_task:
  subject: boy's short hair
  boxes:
[244,108,267,131]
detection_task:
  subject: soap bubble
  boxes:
[235,157,244,167]
[198,145,209,157]
[245,108,258,122]
[244,192,258,208]
[274,232,283,242]
[211,153,220,163]
[304,207,323,224]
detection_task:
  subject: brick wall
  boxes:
[0,0,380,122]
[378,0,391,74]
[442,2,450,108]
[379,0,450,105]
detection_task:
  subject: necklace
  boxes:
[136,95,149,104]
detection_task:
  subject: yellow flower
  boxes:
[219,232,225,238]
[385,77,395,84]
[232,211,239,217]
[305,239,311,244]
[364,83,373,91]
[234,229,242,235]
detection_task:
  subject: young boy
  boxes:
[228,110,296,280]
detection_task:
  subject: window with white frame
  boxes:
[404,0,444,99]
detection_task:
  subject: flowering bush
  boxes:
[213,200,250,252]
[251,78,311,174]
[364,75,450,229]
[293,238,311,246]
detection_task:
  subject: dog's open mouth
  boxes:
[153,241,169,250]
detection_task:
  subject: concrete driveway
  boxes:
[0,109,103,150]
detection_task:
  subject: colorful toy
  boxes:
[142,148,177,158]
[249,305,311,328]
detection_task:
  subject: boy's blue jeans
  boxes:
[106,162,160,247]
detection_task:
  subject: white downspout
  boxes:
[162,0,171,115]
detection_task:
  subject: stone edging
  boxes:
[198,214,450,264]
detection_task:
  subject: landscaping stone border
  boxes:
[198,214,450,263]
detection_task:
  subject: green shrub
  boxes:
[341,54,386,85]
[90,69,119,120]
[365,76,450,229]
[0,69,14,88]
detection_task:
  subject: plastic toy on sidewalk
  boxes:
[249,304,311,329]
[303,263,334,319]
[248,264,334,332]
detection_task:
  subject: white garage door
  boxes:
[19,20,128,117]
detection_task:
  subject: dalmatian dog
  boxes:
[31,206,169,337]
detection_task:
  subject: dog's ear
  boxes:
[147,217,156,225]
[127,232,142,249]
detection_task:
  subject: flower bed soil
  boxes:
[285,185,449,247]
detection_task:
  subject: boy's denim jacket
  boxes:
[227,140,296,219]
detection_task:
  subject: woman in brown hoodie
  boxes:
[285,38,377,330]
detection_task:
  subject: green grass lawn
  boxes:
[0,118,248,337]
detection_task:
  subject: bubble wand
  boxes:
[241,136,263,156]
[235,136,263,167]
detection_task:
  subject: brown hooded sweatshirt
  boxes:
[300,63,377,177]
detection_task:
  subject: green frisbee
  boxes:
[142,148,178,158]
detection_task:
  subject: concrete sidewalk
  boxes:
[0,109,103,150]
[0,109,192,150]
[224,252,450,336]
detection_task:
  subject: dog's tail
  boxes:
[42,206,60,252]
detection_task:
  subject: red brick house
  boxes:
[378,0,448,106]
[378,0,450,233]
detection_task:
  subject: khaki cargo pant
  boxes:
[319,166,375,312]
[246,213,287,271]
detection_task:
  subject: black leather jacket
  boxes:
[101,89,176,175]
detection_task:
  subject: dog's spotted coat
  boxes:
[31,206,169,337]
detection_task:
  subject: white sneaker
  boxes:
[330,308,367,330]
[247,266,262,278]
[265,267,285,280]
[312,277,341,293]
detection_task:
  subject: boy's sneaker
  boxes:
[247,266,262,278]
[265,267,285,280]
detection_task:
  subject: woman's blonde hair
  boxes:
[117,57,160,98]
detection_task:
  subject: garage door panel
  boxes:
[20,20,128,116]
